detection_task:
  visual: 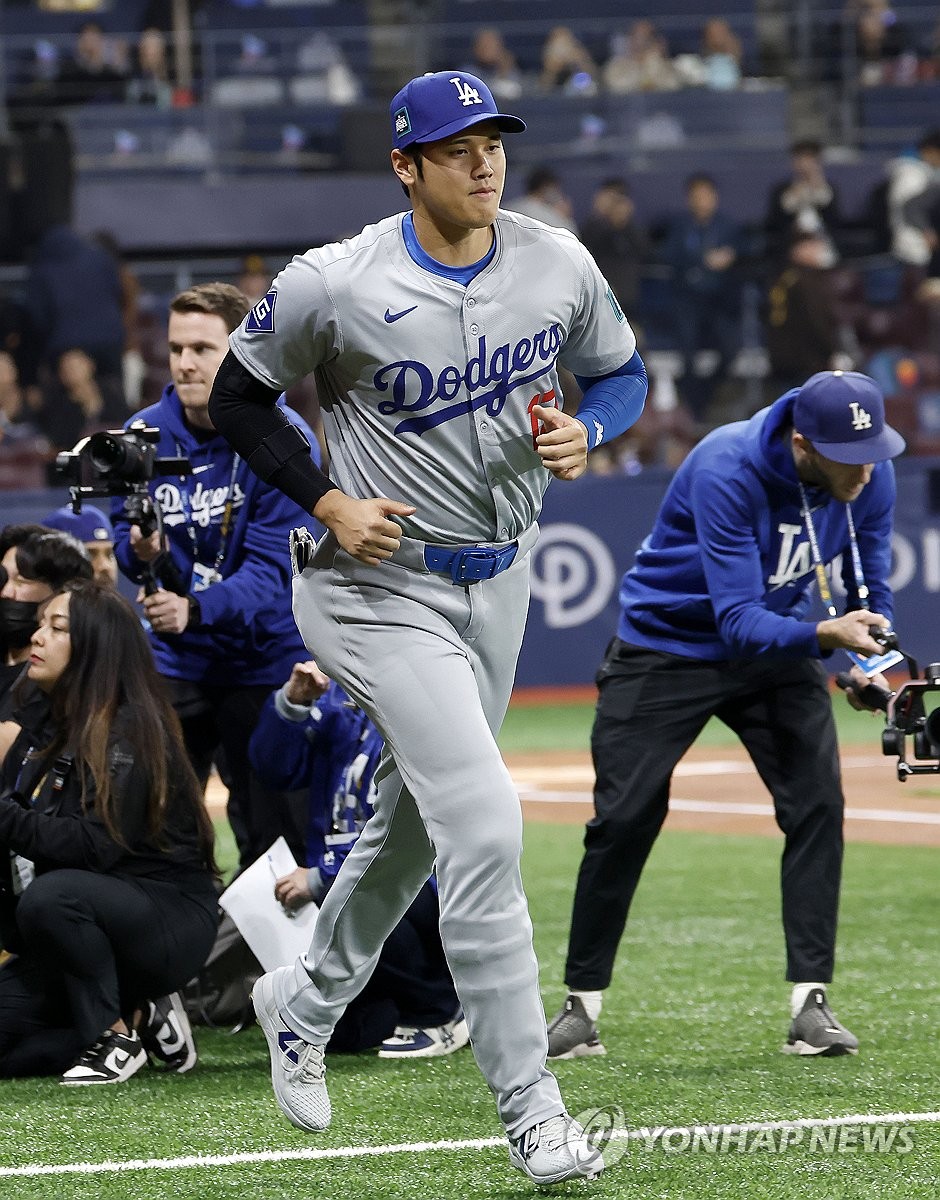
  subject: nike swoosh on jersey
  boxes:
[384,306,418,323]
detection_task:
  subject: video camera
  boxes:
[55,422,192,594]
[836,632,940,780]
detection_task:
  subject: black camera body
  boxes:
[882,664,940,779]
[55,422,192,593]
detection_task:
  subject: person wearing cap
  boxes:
[548,369,905,1063]
[206,69,648,1185]
[40,505,117,587]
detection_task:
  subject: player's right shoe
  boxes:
[251,970,331,1130]
[547,995,607,1059]
[782,988,859,1057]
[509,1113,605,1185]
[139,992,198,1073]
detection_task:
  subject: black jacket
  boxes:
[0,697,216,947]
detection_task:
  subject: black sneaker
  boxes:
[60,1029,148,1086]
[547,995,607,1059]
[139,992,198,1073]
[783,988,859,1057]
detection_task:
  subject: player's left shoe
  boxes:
[252,970,331,1130]
[377,1007,470,1058]
[782,988,859,1056]
[139,992,198,1073]
[509,1113,605,1186]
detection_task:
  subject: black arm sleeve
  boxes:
[208,351,337,514]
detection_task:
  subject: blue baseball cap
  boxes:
[390,70,526,151]
[41,504,114,544]
[792,371,905,464]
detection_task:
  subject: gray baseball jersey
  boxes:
[229,208,636,543]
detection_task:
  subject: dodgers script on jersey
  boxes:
[229,209,637,544]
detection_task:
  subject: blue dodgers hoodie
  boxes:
[249,680,383,879]
[112,384,320,686]
[618,390,897,661]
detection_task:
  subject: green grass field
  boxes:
[0,697,937,1198]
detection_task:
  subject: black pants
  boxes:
[0,869,218,1077]
[167,679,307,871]
[565,640,845,991]
[329,880,459,1053]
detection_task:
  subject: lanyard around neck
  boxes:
[797,481,869,618]
[174,444,241,571]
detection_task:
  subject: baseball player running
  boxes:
[208,70,647,1186]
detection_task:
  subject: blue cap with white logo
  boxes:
[792,371,905,464]
[41,504,114,544]
[390,70,526,151]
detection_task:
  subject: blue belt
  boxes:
[424,542,518,583]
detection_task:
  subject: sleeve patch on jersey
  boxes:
[246,289,277,333]
[606,286,625,323]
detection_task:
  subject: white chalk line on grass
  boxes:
[2,1111,938,1178]
[519,790,940,826]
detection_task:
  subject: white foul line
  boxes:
[1,1112,937,1178]
[518,790,940,826]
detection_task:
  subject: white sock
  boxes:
[790,982,827,1018]
[569,990,603,1021]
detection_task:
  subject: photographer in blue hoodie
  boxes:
[112,283,320,871]
[547,370,905,1061]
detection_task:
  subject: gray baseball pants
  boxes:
[276,526,565,1137]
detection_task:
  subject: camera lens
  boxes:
[87,432,150,482]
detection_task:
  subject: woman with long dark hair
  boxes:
[0,579,219,1083]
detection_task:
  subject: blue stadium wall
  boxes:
[7,457,940,687]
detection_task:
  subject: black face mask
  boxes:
[0,597,40,650]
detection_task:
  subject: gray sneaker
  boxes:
[782,988,859,1057]
[252,970,331,1130]
[509,1113,605,1185]
[547,995,606,1059]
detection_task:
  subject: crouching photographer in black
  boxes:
[0,580,219,1084]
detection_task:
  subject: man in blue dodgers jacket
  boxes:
[547,370,905,1061]
[112,283,320,871]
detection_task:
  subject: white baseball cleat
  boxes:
[509,1112,606,1185]
[252,970,331,1130]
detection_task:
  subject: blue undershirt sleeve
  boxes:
[573,349,648,450]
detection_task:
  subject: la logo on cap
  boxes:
[450,76,482,107]
[849,401,872,432]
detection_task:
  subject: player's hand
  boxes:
[816,610,890,655]
[274,867,314,911]
[130,523,162,563]
[314,491,416,565]
[533,405,588,481]
[143,588,189,635]
[285,660,330,705]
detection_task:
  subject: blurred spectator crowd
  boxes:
[1,2,939,482]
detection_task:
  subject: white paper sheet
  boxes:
[219,836,318,971]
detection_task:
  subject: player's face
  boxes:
[409,123,506,234]
[803,446,874,502]
[27,591,71,692]
[167,310,231,430]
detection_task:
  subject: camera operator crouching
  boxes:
[111,284,321,872]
